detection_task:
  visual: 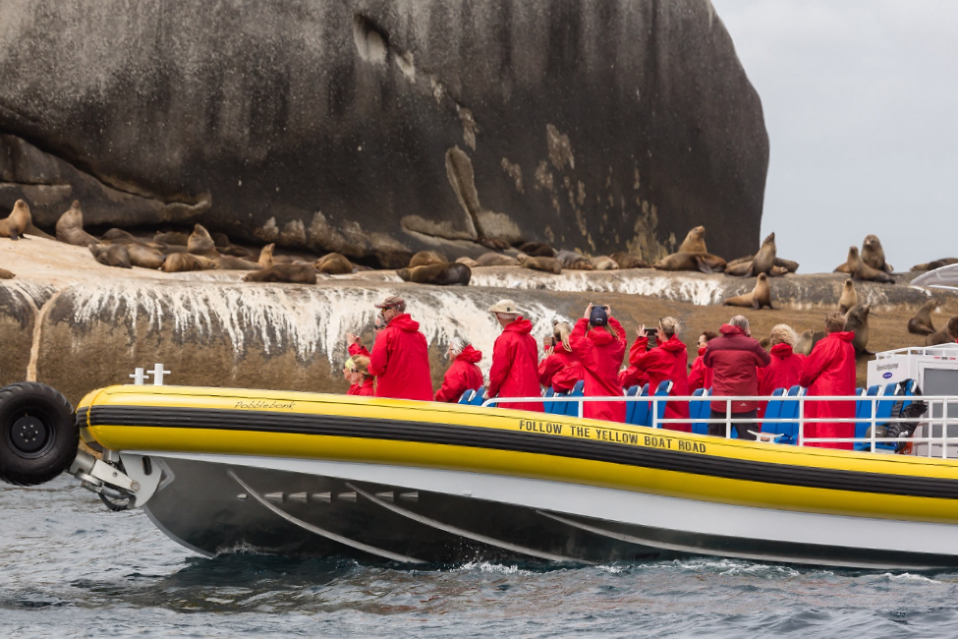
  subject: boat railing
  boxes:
[481,394,959,459]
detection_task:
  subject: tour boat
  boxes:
[2,376,952,570]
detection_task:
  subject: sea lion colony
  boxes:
[0,199,955,295]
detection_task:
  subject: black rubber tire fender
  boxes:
[0,382,78,486]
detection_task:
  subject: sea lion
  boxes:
[846,246,895,284]
[835,235,894,273]
[217,255,260,270]
[907,300,938,336]
[795,329,825,356]
[844,304,871,355]
[396,262,471,286]
[555,250,589,269]
[653,252,727,274]
[0,267,15,279]
[258,243,275,269]
[479,237,511,251]
[774,258,799,273]
[154,231,189,246]
[723,273,773,310]
[101,228,140,244]
[476,252,518,267]
[89,243,131,269]
[408,250,447,268]
[0,199,32,240]
[160,252,218,272]
[455,256,478,268]
[726,232,776,277]
[187,224,218,256]
[517,254,562,274]
[770,265,789,277]
[926,316,958,346]
[315,253,354,275]
[609,252,650,269]
[55,201,98,247]
[243,264,317,284]
[678,226,707,254]
[911,258,958,272]
[837,279,858,314]
[211,232,255,258]
[516,242,555,257]
[127,243,166,269]
[590,256,619,271]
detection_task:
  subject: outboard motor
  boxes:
[0,382,78,485]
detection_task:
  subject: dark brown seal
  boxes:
[723,273,773,310]
[609,252,650,269]
[154,231,189,246]
[258,243,275,269]
[217,255,260,270]
[837,279,858,314]
[907,300,938,335]
[408,250,447,268]
[518,254,562,274]
[911,258,958,272]
[846,246,895,284]
[795,329,825,356]
[0,200,32,240]
[243,264,318,284]
[678,226,707,254]
[101,228,141,244]
[516,242,555,257]
[0,267,15,279]
[590,256,619,271]
[844,304,871,354]
[314,253,354,274]
[396,262,471,286]
[55,201,99,247]
[835,235,894,273]
[654,252,727,274]
[89,243,132,269]
[726,232,776,277]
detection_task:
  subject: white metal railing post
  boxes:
[943,398,949,460]
[797,397,804,446]
[725,400,731,439]
[869,398,877,454]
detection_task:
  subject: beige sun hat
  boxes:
[488,299,519,314]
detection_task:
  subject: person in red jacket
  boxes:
[349,296,433,401]
[703,316,771,440]
[538,322,584,393]
[569,304,627,422]
[757,324,805,418]
[435,340,484,403]
[485,299,543,412]
[799,313,857,449]
[687,330,717,392]
[628,316,690,431]
[344,355,375,396]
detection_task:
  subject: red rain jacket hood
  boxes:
[368,313,433,401]
[435,345,485,403]
[628,333,690,430]
[488,317,543,412]
[687,346,714,392]
[703,324,771,413]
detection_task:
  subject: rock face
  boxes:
[0,0,768,267]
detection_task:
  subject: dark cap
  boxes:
[589,306,608,327]
[375,295,405,310]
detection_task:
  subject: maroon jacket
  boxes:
[703,324,771,413]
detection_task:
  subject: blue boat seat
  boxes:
[760,388,787,435]
[690,388,712,435]
[773,386,804,444]
[470,386,486,406]
[649,380,673,428]
[458,389,475,404]
[624,385,641,425]
[854,382,901,451]
[627,384,650,426]
[566,380,584,416]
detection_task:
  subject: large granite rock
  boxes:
[0,0,767,266]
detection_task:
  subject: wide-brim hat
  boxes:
[375,295,405,309]
[488,299,518,314]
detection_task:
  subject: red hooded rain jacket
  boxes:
[538,343,585,393]
[757,343,805,418]
[347,378,376,397]
[629,334,690,431]
[488,317,543,412]
[799,331,856,449]
[368,313,433,401]
[435,345,484,403]
[687,346,714,393]
[569,317,627,422]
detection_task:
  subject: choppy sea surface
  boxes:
[1,476,955,639]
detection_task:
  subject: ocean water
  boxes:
[1,475,955,639]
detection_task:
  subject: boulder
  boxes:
[0,0,767,267]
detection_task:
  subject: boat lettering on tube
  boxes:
[234,400,297,410]
[517,420,708,454]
